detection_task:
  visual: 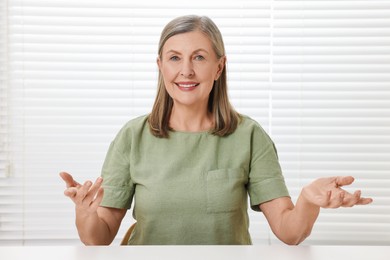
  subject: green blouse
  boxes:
[100,115,289,245]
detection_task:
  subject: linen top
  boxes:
[100,114,289,245]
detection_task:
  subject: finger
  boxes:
[75,180,93,203]
[89,187,104,212]
[321,190,332,207]
[333,191,345,208]
[335,176,355,188]
[64,187,78,199]
[325,190,344,208]
[59,172,81,188]
[83,177,103,203]
[356,197,373,205]
[342,190,361,207]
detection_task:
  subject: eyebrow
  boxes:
[165,48,210,55]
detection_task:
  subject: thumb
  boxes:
[335,176,355,187]
[59,172,80,188]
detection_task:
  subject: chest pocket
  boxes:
[206,168,247,213]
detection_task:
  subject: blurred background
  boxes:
[0,0,389,246]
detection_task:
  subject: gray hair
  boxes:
[158,15,225,60]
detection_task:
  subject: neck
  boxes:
[169,104,213,132]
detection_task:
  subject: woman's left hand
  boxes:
[301,176,373,208]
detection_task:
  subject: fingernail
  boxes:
[97,177,103,183]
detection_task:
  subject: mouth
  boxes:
[175,82,200,91]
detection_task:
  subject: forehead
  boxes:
[162,31,214,54]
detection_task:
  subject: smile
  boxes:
[175,82,200,91]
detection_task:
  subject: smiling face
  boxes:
[157,30,225,111]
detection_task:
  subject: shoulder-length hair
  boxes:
[148,15,241,138]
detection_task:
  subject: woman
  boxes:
[60,15,372,245]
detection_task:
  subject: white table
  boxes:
[2,245,389,260]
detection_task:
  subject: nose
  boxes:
[180,59,194,78]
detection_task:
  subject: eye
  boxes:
[169,55,180,61]
[194,55,205,61]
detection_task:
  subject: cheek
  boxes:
[161,68,176,93]
[160,63,177,76]
[198,64,220,81]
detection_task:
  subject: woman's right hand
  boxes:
[59,172,104,215]
[60,172,126,245]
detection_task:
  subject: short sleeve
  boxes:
[100,134,135,209]
[247,124,290,212]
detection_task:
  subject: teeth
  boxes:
[178,84,197,88]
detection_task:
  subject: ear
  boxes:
[214,56,226,81]
[157,57,162,70]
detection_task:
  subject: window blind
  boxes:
[270,0,390,245]
[0,0,7,178]
[0,0,389,246]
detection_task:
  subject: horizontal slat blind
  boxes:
[271,1,390,245]
[1,0,273,245]
[0,0,389,246]
[0,0,8,178]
